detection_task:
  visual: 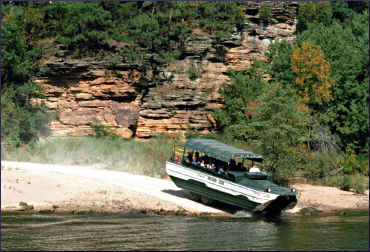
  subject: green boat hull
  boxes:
[169,174,297,216]
[169,175,260,211]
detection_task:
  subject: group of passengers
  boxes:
[184,152,250,175]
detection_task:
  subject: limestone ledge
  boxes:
[34,3,297,139]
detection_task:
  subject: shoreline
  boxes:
[1,161,368,217]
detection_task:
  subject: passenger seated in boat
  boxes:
[249,164,261,173]
[185,152,193,163]
[210,163,216,170]
[236,162,244,171]
[218,161,227,174]
[202,155,209,164]
[229,159,236,170]
[194,152,200,163]
[218,167,224,174]
[200,160,206,168]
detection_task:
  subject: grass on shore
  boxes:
[2,134,368,193]
[1,134,182,179]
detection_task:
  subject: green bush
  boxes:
[187,64,202,81]
[297,2,332,33]
[340,148,361,175]
[338,173,368,193]
[340,175,353,191]
[259,5,272,23]
[89,118,117,138]
[197,2,244,37]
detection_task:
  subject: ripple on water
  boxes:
[1,211,369,251]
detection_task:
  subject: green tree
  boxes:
[213,66,315,184]
[297,1,332,33]
[213,67,265,135]
[197,2,244,38]
[1,21,50,147]
[297,12,369,152]
[233,83,310,184]
[265,9,369,153]
[57,2,114,52]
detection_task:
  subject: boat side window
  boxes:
[236,162,244,171]
[229,159,236,171]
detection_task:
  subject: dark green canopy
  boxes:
[184,138,263,163]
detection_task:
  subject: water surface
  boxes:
[2,210,368,250]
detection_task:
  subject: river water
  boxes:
[2,210,368,251]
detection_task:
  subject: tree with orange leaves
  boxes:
[290,41,336,112]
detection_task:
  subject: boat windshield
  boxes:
[184,138,263,163]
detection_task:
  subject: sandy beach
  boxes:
[1,161,368,216]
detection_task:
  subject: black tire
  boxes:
[189,192,201,201]
[200,195,214,205]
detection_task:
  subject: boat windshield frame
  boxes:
[184,138,263,163]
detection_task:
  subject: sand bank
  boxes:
[1,161,368,216]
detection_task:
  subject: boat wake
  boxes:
[232,210,253,218]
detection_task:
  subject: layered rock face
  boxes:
[35,2,297,139]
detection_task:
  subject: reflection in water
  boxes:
[274,212,369,251]
[160,215,280,250]
[2,211,369,251]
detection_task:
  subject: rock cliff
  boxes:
[34,2,297,139]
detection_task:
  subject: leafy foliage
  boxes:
[297,2,332,33]
[259,4,273,23]
[339,148,365,175]
[214,65,316,184]
[89,118,117,138]
[237,83,311,184]
[265,9,369,153]
[213,67,265,132]
[197,2,244,37]
[1,20,50,147]
[2,1,245,68]
[57,2,114,52]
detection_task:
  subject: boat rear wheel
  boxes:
[189,192,201,201]
[200,195,214,205]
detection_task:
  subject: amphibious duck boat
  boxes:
[166,138,297,216]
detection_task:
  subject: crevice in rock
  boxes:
[95,96,137,103]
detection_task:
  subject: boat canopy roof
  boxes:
[184,138,263,163]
